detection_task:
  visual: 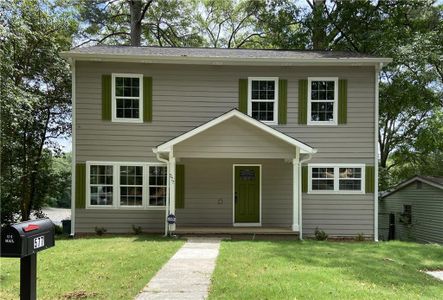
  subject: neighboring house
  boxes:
[61,46,391,240]
[379,176,443,244]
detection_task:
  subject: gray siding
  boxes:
[379,182,443,244]
[75,209,164,233]
[174,118,296,159]
[75,61,376,235]
[177,158,292,227]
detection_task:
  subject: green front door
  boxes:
[234,165,260,223]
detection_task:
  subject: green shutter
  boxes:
[365,165,375,193]
[338,79,348,124]
[75,163,86,209]
[298,79,308,124]
[102,75,112,120]
[143,77,153,122]
[238,79,248,113]
[175,164,185,209]
[278,79,288,124]
[302,166,308,193]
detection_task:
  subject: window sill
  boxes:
[84,206,166,210]
[111,118,144,124]
[307,121,338,126]
[307,190,365,195]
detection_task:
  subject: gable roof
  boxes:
[61,46,391,66]
[381,175,443,199]
[153,109,317,155]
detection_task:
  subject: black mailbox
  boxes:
[1,219,55,258]
[1,219,55,300]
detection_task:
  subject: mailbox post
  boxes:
[1,219,55,300]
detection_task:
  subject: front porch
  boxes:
[153,110,317,237]
[175,226,299,240]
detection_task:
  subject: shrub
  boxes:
[95,226,107,236]
[54,224,63,235]
[314,227,328,241]
[355,233,365,241]
[132,225,142,235]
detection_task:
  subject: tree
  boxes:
[74,0,203,47]
[0,0,77,223]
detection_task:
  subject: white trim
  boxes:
[374,64,380,242]
[292,149,300,232]
[60,52,393,66]
[155,110,317,154]
[232,164,262,226]
[85,161,167,210]
[381,176,443,199]
[307,77,338,126]
[247,77,279,125]
[111,73,143,123]
[70,59,76,236]
[233,223,261,227]
[299,153,314,240]
[168,153,176,232]
[308,163,366,194]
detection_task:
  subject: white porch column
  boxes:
[169,153,176,232]
[292,150,300,232]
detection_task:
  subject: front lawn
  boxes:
[209,240,443,299]
[0,235,184,300]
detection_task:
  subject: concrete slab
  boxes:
[135,237,222,300]
[426,271,443,281]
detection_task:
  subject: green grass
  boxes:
[209,240,443,300]
[0,235,184,300]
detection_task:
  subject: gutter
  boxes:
[60,52,393,67]
[69,58,76,237]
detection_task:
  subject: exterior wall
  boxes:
[174,118,296,159]
[75,209,164,233]
[75,61,376,235]
[379,182,443,244]
[176,158,292,227]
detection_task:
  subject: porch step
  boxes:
[174,227,300,240]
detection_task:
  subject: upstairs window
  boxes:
[309,164,365,194]
[248,77,279,125]
[308,78,338,125]
[112,74,143,122]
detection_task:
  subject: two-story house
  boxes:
[62,46,391,240]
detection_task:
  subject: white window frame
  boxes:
[86,161,167,210]
[111,73,143,123]
[247,77,279,125]
[308,163,365,194]
[307,77,338,126]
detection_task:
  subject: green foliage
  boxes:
[0,0,77,223]
[355,233,365,242]
[314,227,328,241]
[94,226,107,236]
[132,225,143,235]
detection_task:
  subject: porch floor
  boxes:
[174,226,297,235]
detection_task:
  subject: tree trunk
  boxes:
[130,0,142,46]
[312,0,327,50]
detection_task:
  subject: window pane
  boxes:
[312,168,334,179]
[251,80,275,100]
[339,168,361,179]
[120,186,143,206]
[116,98,140,119]
[311,102,334,122]
[312,179,334,190]
[149,187,166,206]
[119,166,143,206]
[311,80,335,101]
[90,186,113,206]
[339,180,361,191]
[251,101,274,122]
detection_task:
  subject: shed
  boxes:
[379,176,443,244]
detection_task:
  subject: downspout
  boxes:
[154,149,170,237]
[374,63,382,242]
[70,58,76,237]
[299,153,314,240]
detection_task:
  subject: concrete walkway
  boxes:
[135,237,222,300]
[426,271,443,281]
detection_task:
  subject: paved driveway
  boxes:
[39,207,71,225]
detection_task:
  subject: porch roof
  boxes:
[153,109,317,155]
